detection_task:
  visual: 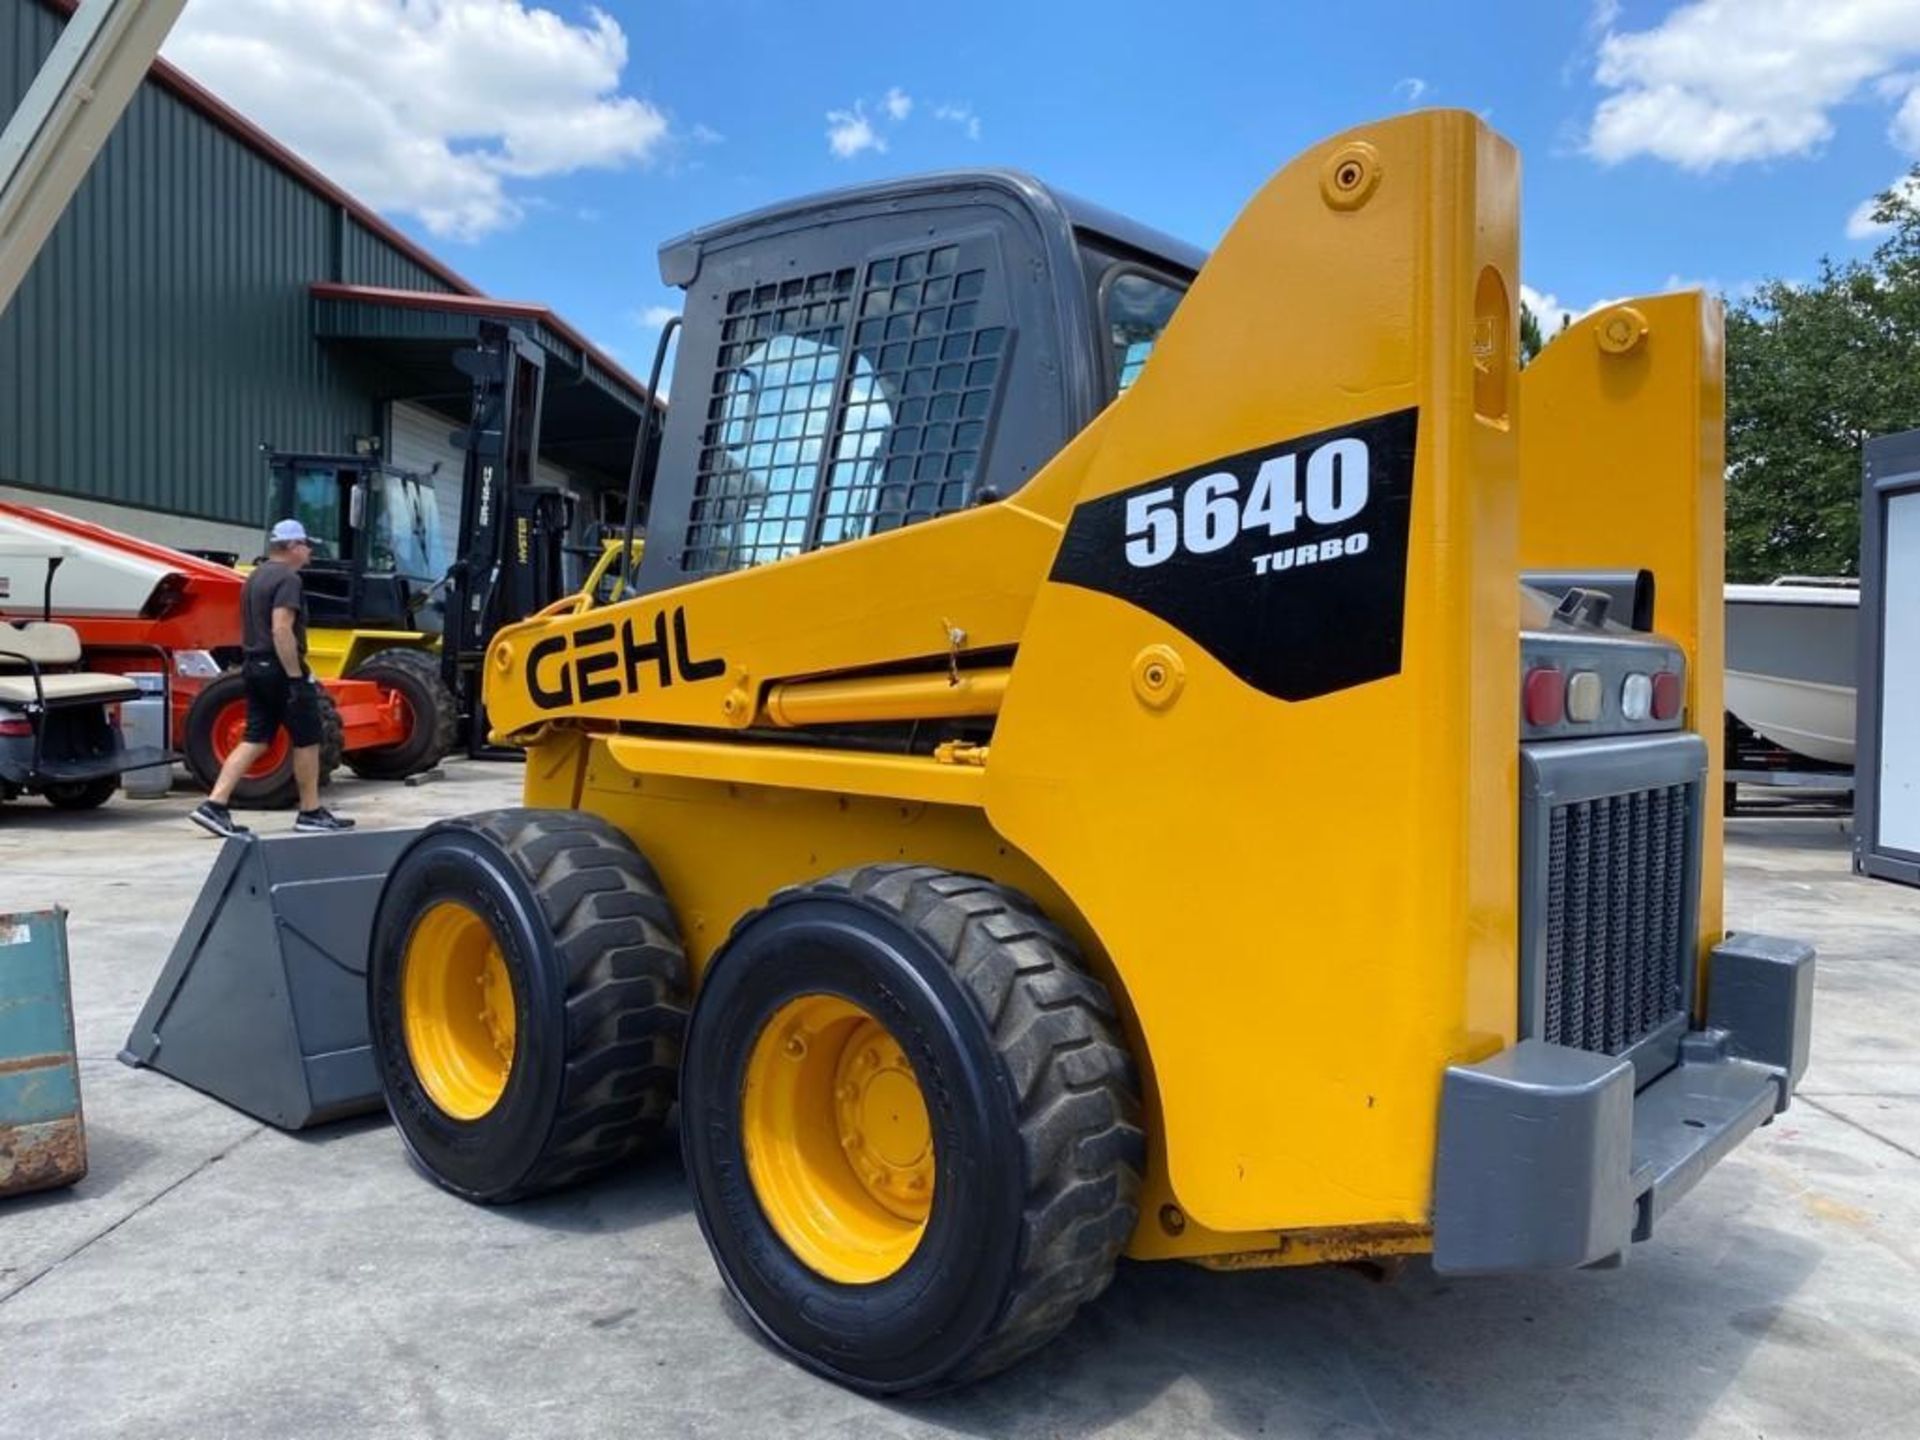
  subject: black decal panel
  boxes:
[1050,407,1418,702]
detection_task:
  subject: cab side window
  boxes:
[1103,270,1186,396]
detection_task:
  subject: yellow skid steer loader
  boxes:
[130,111,1813,1396]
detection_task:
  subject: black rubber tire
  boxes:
[368,808,690,1203]
[182,670,344,809]
[42,776,118,810]
[343,647,458,780]
[681,863,1144,1397]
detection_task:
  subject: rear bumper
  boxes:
[0,742,174,788]
[1432,932,1814,1273]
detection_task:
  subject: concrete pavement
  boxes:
[2,772,1916,1438]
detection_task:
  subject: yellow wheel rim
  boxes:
[741,995,935,1284]
[401,900,517,1120]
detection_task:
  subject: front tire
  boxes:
[368,808,690,1202]
[681,864,1144,1396]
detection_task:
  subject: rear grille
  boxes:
[1540,783,1690,1054]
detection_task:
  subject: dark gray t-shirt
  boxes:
[242,560,307,663]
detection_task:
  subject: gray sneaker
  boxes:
[293,807,356,834]
[189,801,251,839]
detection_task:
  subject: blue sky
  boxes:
[162,1,1920,369]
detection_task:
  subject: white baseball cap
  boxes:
[269,519,310,544]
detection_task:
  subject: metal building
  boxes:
[0,0,651,558]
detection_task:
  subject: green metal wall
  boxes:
[0,0,458,529]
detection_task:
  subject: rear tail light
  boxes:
[1651,670,1682,720]
[0,716,32,737]
[1620,672,1653,721]
[1524,667,1565,726]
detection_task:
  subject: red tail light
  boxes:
[0,717,33,737]
[1523,667,1565,726]
[1651,670,1682,720]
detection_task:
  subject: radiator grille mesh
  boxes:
[1541,783,1690,1053]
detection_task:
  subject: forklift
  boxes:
[172,318,586,798]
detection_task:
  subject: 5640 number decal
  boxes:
[1124,436,1369,569]
[1050,407,1418,703]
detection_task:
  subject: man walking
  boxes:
[190,519,356,837]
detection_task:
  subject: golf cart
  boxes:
[0,536,175,809]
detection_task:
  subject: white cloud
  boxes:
[933,102,982,141]
[633,305,679,329]
[826,101,886,159]
[1890,75,1920,150]
[688,122,725,146]
[161,0,667,241]
[883,87,913,122]
[1585,0,1920,170]
[1393,77,1428,105]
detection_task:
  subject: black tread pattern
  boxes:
[344,647,458,779]
[797,863,1144,1385]
[455,808,689,1198]
[314,685,345,785]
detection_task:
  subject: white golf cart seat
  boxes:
[0,620,142,705]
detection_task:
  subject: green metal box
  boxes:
[1,907,87,1198]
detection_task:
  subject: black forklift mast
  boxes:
[447,318,573,756]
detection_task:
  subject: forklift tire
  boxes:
[680,864,1145,1396]
[367,809,690,1203]
[43,777,118,810]
[182,670,344,809]
[343,648,458,780]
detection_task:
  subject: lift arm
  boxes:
[0,0,186,313]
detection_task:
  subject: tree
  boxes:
[1520,300,1544,364]
[1724,164,1920,580]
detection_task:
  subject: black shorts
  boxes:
[242,656,322,747]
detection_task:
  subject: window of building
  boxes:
[1103,270,1186,395]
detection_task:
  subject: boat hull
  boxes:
[1724,585,1858,767]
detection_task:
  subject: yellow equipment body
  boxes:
[311,109,1812,1394]
[476,111,1748,1266]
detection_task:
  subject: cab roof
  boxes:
[658,169,1208,288]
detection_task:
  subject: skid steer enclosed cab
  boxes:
[355,111,1813,1396]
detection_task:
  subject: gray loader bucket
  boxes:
[120,829,419,1129]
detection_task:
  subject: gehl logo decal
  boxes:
[1051,407,1418,703]
[526,607,725,710]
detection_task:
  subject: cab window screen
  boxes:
[1105,271,1185,394]
[680,242,1010,577]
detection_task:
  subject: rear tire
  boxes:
[344,648,457,780]
[182,670,343,809]
[43,776,117,810]
[681,864,1144,1396]
[368,808,690,1203]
